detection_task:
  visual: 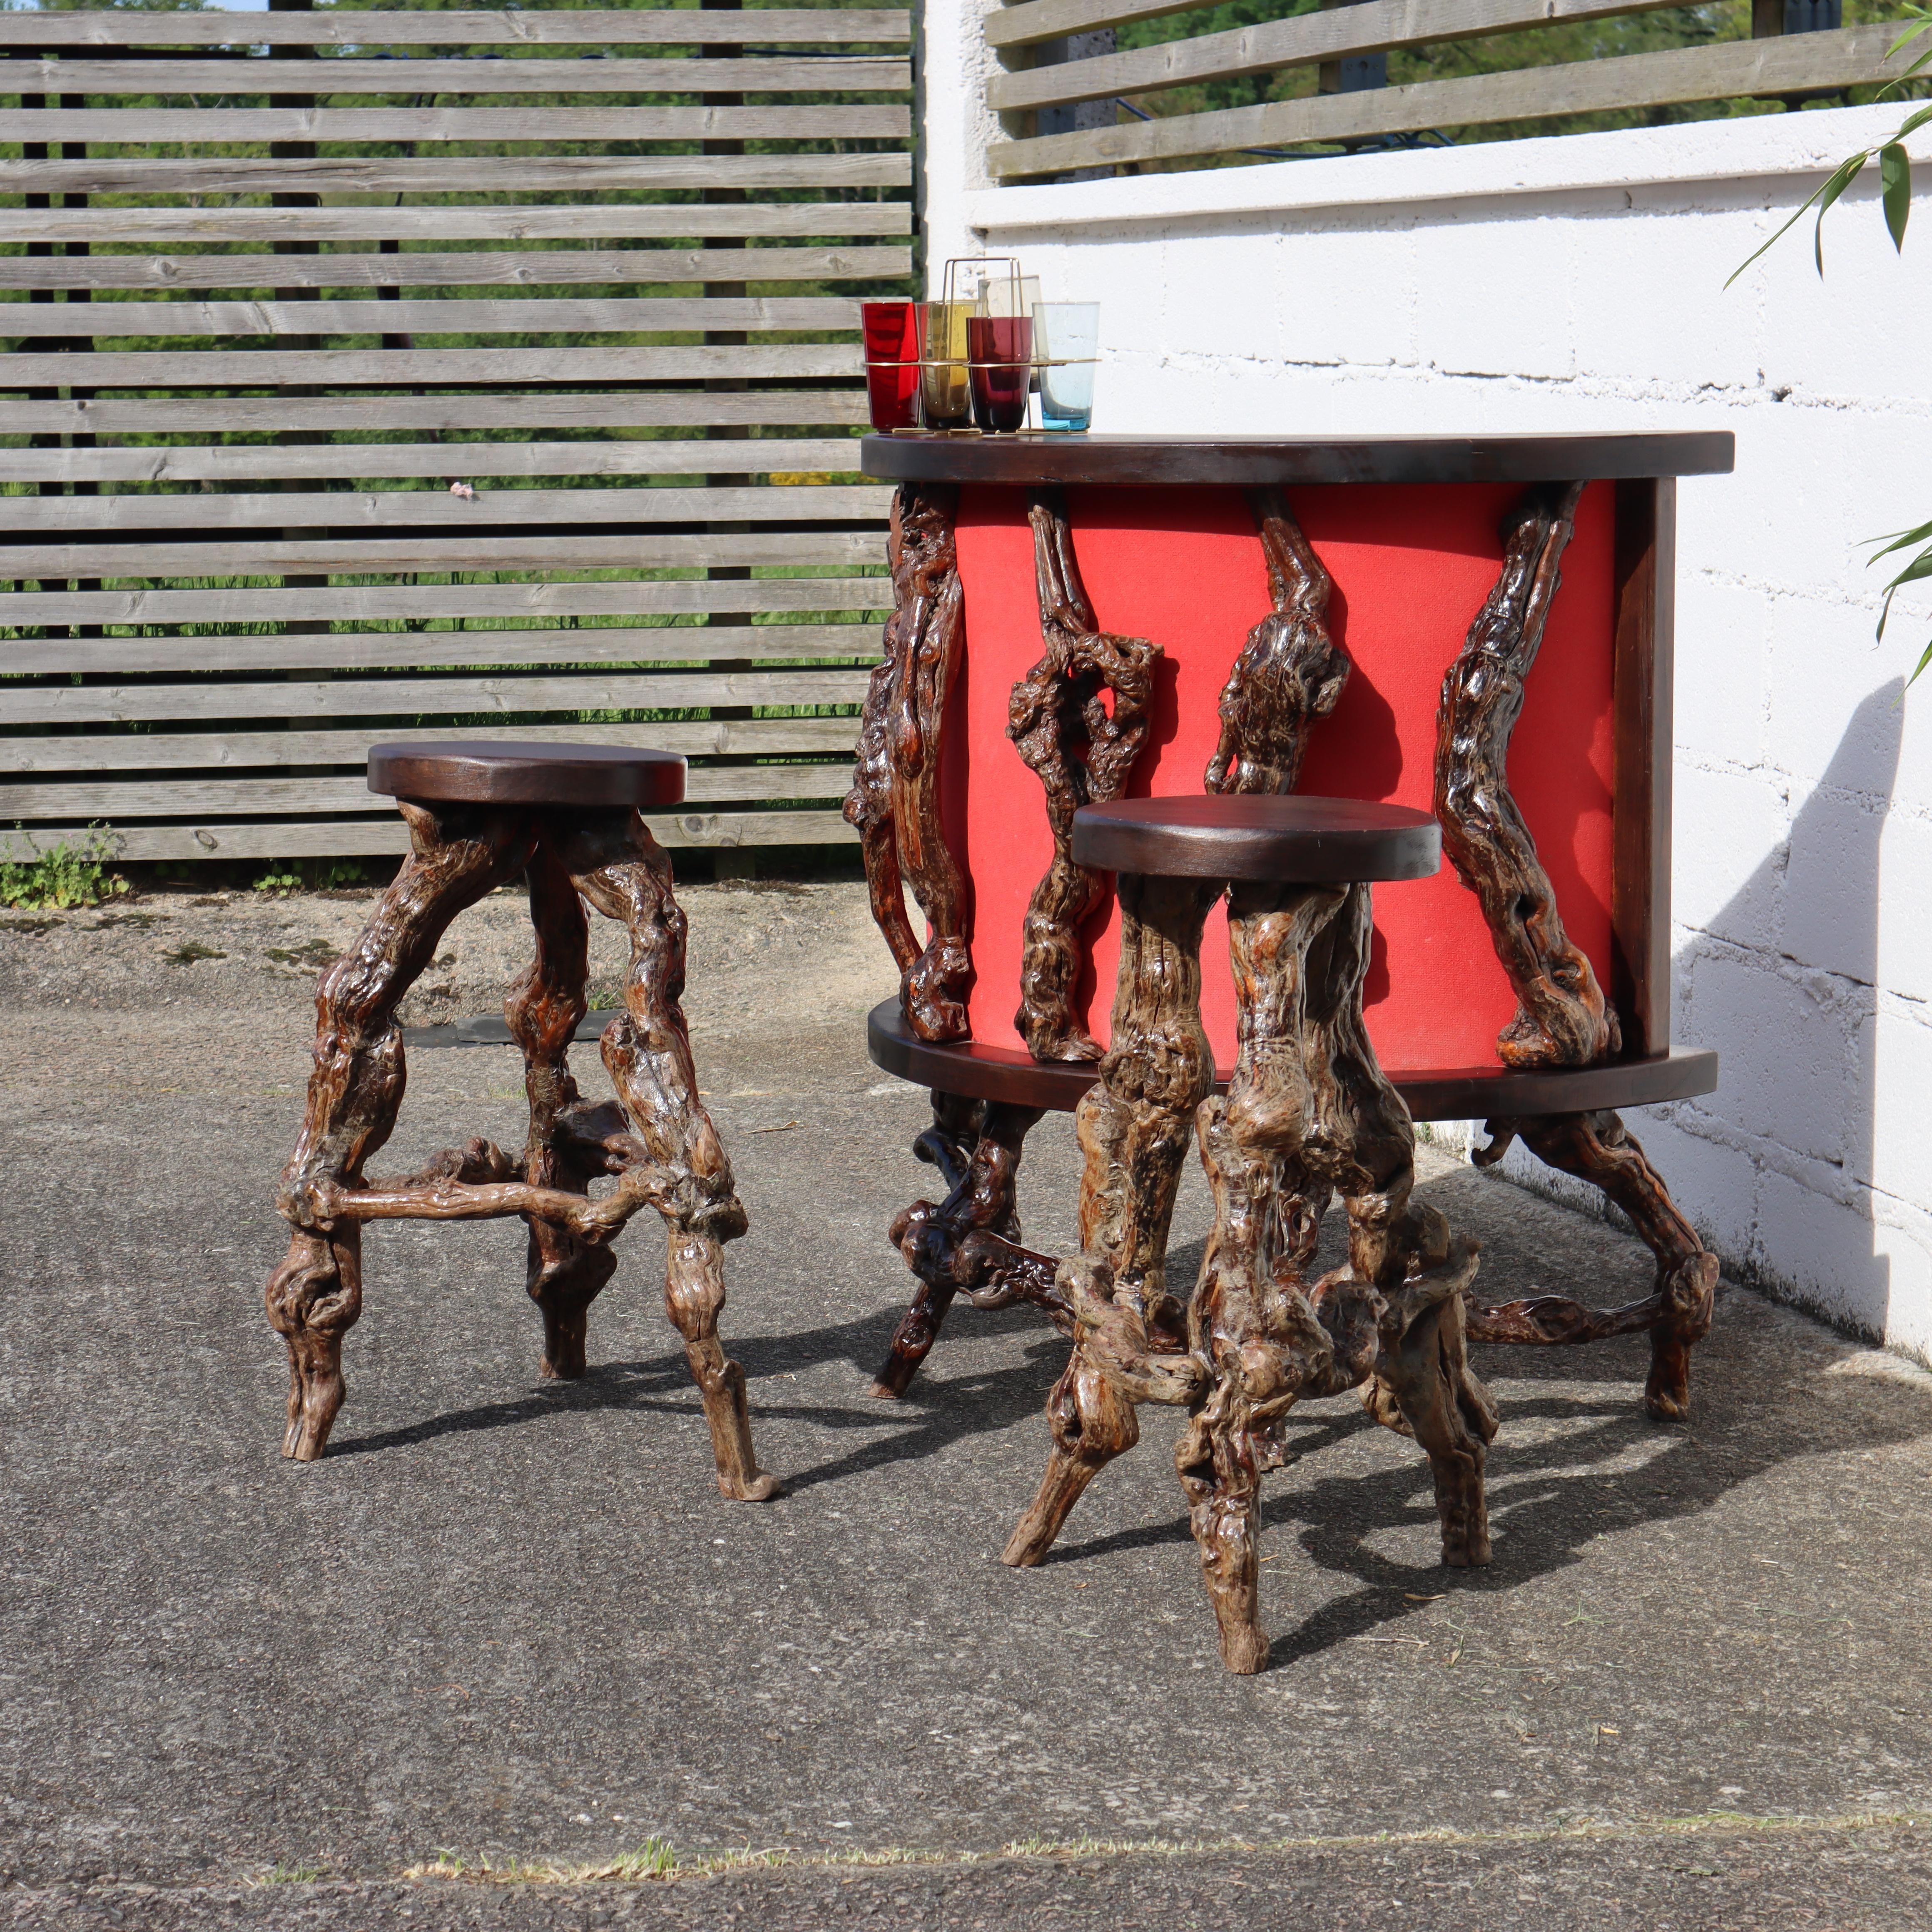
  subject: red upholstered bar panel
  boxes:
[941,481,1618,1072]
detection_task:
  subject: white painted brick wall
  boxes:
[924,0,1932,1361]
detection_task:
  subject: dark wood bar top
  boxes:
[859,430,1734,487]
[867,999,1720,1124]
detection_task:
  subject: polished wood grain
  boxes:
[1071,795,1440,885]
[366,741,687,809]
[867,998,1720,1122]
[861,432,1733,488]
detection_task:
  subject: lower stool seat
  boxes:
[368,739,687,809]
[1071,793,1439,883]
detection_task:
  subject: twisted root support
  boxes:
[265,804,777,1499]
[873,1096,1049,1399]
[844,482,973,1043]
[556,812,777,1500]
[1435,481,1621,1070]
[1001,1256,1200,1569]
[1205,488,1351,798]
[267,800,535,1461]
[1003,871,1219,1566]
[509,839,613,1382]
[1008,488,1161,1061]
[1470,1110,1718,1423]
[1165,879,1494,1668]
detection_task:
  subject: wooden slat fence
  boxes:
[0,5,911,866]
[987,1,1919,180]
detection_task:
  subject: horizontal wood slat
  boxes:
[987,0,1678,54]
[0,106,910,142]
[0,811,858,863]
[0,763,854,822]
[0,344,863,387]
[0,12,901,868]
[0,577,890,629]
[0,204,912,244]
[0,247,911,293]
[4,717,862,774]
[0,12,910,48]
[4,623,883,677]
[988,22,1912,176]
[0,57,912,95]
[0,438,868,482]
[0,667,875,726]
[0,531,881,578]
[988,0,1694,109]
[0,153,910,194]
[0,397,869,434]
[0,486,891,533]
[0,296,859,338]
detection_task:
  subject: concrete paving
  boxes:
[3,881,1930,1927]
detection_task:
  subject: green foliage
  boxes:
[1728,8,1932,686]
[254,859,369,896]
[0,824,129,911]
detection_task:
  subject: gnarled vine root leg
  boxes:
[1476,1109,1718,1423]
[559,810,779,1501]
[265,1227,364,1464]
[1001,1349,1142,1567]
[508,839,619,1381]
[876,1097,1046,1399]
[266,801,537,1461]
[1175,1396,1268,1673]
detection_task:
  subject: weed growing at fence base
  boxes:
[0,823,129,912]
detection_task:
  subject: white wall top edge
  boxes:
[966,102,1927,234]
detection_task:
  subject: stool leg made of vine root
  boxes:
[509,838,617,1381]
[1002,872,1218,1567]
[555,811,779,1501]
[1193,880,1494,1630]
[1176,881,1365,1672]
[1299,883,1496,1568]
[875,1097,1046,1399]
[1479,1109,1719,1424]
[266,801,538,1461]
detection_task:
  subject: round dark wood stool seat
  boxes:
[367,739,686,809]
[1071,794,1440,883]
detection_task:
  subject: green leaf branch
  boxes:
[1728,9,1932,683]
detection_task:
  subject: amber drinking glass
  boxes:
[861,300,919,431]
[967,315,1032,433]
[919,300,976,431]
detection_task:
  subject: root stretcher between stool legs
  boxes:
[265,799,777,1499]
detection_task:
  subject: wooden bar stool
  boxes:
[998,795,1496,1672]
[262,741,778,1502]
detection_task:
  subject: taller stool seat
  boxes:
[263,741,778,1501]
[996,794,1496,1673]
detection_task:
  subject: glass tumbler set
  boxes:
[861,280,1098,436]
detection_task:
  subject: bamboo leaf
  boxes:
[1726,157,1862,286]
[1882,144,1913,251]
[1814,154,1868,275]
[1884,7,1932,85]
[1896,104,1932,139]
[1866,519,1932,562]
[1910,637,1932,689]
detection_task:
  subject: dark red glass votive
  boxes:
[862,300,920,431]
[967,314,1031,433]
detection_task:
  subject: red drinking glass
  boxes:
[861,300,920,431]
[967,314,1031,433]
